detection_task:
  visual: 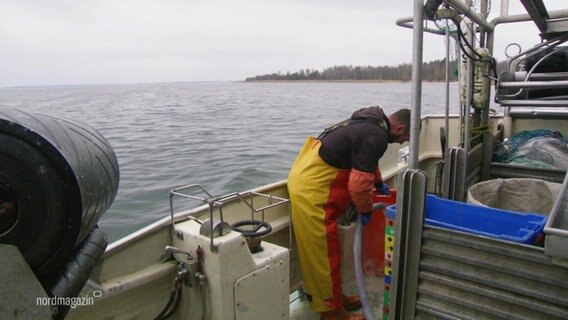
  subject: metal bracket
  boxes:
[168,184,290,253]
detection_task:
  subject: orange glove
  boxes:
[348,169,375,213]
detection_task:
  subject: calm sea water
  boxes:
[0,81,460,242]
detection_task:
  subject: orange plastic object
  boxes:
[362,189,397,276]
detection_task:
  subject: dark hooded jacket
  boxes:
[318,106,390,172]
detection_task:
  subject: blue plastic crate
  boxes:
[385,195,547,244]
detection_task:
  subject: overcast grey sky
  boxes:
[0,0,566,87]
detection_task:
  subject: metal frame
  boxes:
[544,172,568,259]
[441,147,467,201]
[168,184,290,251]
[392,1,568,319]
[520,0,550,35]
[389,169,428,320]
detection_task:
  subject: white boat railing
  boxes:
[168,184,290,251]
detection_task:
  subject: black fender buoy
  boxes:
[0,108,119,277]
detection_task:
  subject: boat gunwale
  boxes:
[105,179,289,255]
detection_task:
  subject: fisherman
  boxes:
[288,106,411,320]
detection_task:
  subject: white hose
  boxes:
[353,216,374,319]
[353,202,385,320]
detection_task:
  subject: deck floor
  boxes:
[289,274,385,320]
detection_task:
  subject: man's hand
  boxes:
[375,182,390,195]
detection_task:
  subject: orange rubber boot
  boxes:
[342,294,362,311]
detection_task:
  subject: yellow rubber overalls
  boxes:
[288,136,352,311]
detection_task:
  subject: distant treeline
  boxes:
[245,59,457,82]
[246,59,508,82]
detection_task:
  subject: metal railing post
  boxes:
[409,0,424,170]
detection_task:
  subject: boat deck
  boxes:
[289,275,385,319]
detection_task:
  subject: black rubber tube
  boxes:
[162,287,183,319]
[0,109,119,276]
[154,288,178,320]
[154,284,183,320]
[50,227,108,320]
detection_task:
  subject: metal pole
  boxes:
[480,0,489,48]
[480,0,493,181]
[445,0,493,31]
[501,0,510,17]
[480,0,490,127]
[489,9,568,55]
[464,16,474,152]
[445,23,450,145]
[457,33,463,145]
[409,0,424,170]
[396,16,446,35]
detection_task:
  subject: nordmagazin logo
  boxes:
[36,291,101,309]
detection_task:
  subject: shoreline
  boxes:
[240,79,456,83]
[241,79,407,83]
